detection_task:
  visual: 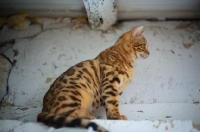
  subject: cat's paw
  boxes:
[108,115,127,120]
[119,115,127,120]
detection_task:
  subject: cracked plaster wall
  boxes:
[0,20,200,125]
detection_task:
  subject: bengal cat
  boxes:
[37,26,149,132]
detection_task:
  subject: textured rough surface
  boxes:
[0,20,200,130]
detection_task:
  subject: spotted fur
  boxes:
[37,26,149,132]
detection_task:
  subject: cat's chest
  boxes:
[115,67,134,92]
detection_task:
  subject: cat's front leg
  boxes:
[101,85,127,120]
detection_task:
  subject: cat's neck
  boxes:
[114,40,137,63]
[118,44,135,68]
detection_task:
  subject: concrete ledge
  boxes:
[0,119,199,132]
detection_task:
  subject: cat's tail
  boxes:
[37,112,108,132]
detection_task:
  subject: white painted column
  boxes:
[83,0,117,31]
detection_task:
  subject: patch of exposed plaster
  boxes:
[153,120,162,128]
[193,124,200,130]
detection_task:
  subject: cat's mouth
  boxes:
[140,54,149,59]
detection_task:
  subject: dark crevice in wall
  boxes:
[0,54,13,104]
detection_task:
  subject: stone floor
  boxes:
[0,20,200,132]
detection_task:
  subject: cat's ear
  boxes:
[132,26,144,38]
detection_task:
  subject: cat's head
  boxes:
[115,26,149,60]
[130,26,150,60]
